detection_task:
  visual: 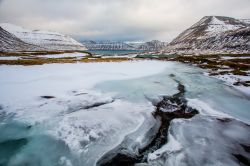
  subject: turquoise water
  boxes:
[88,50,145,55]
[96,62,250,123]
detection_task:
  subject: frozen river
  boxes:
[0,61,249,166]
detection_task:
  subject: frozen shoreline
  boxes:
[0,60,250,166]
[203,71,250,97]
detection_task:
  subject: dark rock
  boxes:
[40,96,55,99]
[217,118,232,123]
[241,144,250,153]
[233,154,250,166]
[97,79,198,166]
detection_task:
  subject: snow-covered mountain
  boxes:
[0,23,86,52]
[136,40,167,50]
[165,16,250,54]
[82,40,135,50]
[82,40,167,51]
[0,27,43,52]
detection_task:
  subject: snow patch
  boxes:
[37,52,88,59]
[221,56,250,60]
[187,98,231,118]
[148,133,182,161]
[206,16,243,35]
[0,56,21,60]
[213,74,250,96]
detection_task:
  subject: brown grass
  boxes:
[0,50,92,57]
[174,55,250,70]
[173,54,250,77]
[0,57,134,66]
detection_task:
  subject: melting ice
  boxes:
[0,61,249,166]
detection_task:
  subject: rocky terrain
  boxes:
[164,16,250,54]
[97,78,199,165]
[0,23,86,52]
[82,40,167,51]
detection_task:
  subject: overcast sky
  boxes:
[0,0,250,41]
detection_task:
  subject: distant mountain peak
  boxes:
[81,40,167,51]
[166,16,250,54]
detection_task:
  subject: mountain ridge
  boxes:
[165,16,250,54]
[82,40,167,51]
[0,27,44,52]
[0,23,86,52]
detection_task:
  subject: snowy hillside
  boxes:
[0,23,86,51]
[165,16,250,54]
[0,27,43,52]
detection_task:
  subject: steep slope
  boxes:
[0,23,86,51]
[166,16,250,54]
[0,27,43,52]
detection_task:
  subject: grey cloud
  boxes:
[0,0,250,41]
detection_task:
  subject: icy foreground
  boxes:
[0,61,250,166]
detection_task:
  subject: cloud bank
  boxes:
[0,0,250,41]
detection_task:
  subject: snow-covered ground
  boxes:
[0,56,21,60]
[36,52,88,59]
[212,73,250,96]
[0,61,249,166]
[0,52,88,60]
[221,56,250,60]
